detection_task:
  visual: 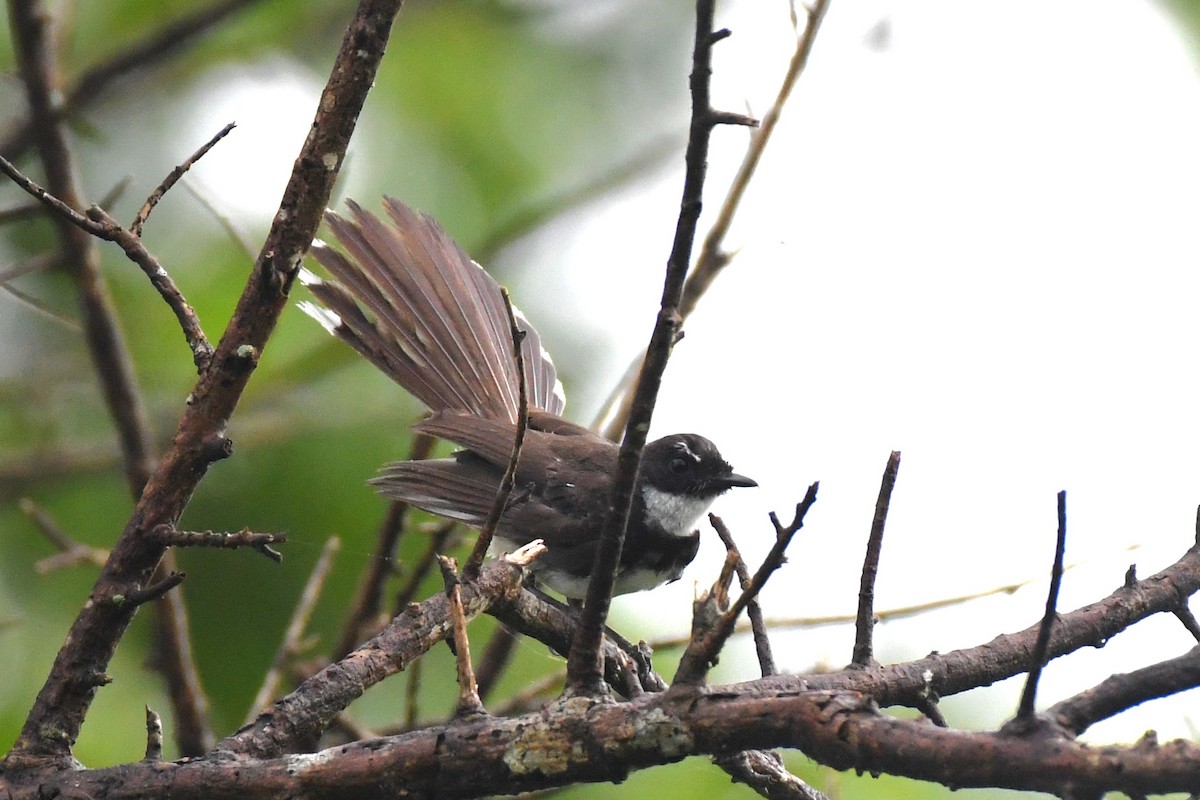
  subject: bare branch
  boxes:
[1013,490,1069,723]
[142,706,163,763]
[709,513,775,676]
[598,0,833,440]
[674,483,819,684]
[131,122,237,237]
[153,526,287,562]
[439,556,486,717]
[851,450,901,668]
[1048,646,1200,737]
[20,497,108,573]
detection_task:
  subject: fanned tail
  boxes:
[299,197,565,421]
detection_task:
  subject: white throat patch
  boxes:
[641,486,714,537]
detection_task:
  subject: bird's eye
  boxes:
[669,458,689,474]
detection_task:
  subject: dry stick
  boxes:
[153,526,287,562]
[0,158,215,371]
[599,0,831,441]
[712,750,832,800]
[143,706,163,762]
[465,288,528,577]
[491,588,662,698]
[1015,490,1069,722]
[439,556,487,716]
[20,497,109,573]
[3,0,399,766]
[710,513,775,676]
[0,0,265,162]
[1048,645,1200,737]
[851,450,901,668]
[674,483,820,685]
[131,122,237,237]
[123,571,186,607]
[246,537,341,724]
[564,0,756,696]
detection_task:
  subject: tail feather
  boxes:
[301,197,565,420]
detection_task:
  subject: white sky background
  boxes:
[519,0,1200,741]
[181,0,1200,743]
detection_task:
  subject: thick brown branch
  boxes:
[11,682,1200,799]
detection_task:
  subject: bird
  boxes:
[298,197,756,599]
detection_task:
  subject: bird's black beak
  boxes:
[714,472,758,490]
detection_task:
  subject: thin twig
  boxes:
[20,497,109,573]
[246,537,340,723]
[565,0,748,697]
[852,450,901,667]
[598,0,832,440]
[710,513,775,676]
[336,434,435,659]
[674,483,819,685]
[1015,490,1069,721]
[403,658,423,730]
[439,556,486,717]
[122,571,186,607]
[153,526,287,562]
[465,288,528,578]
[131,122,237,237]
[0,156,214,371]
